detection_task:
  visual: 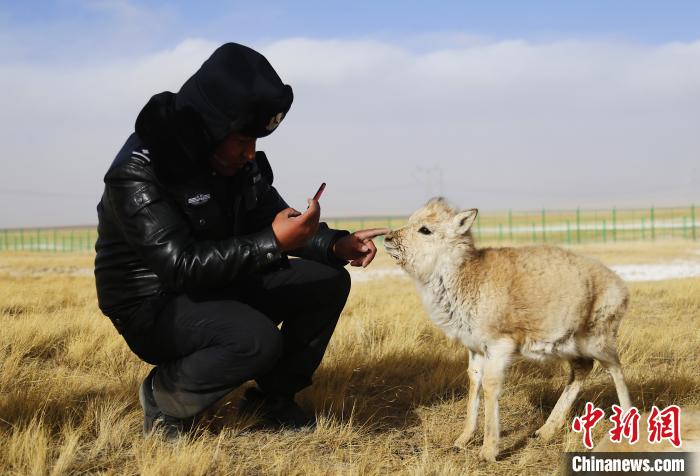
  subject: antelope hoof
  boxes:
[534,425,556,442]
[453,432,474,449]
[479,444,498,462]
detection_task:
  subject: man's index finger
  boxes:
[354,228,392,240]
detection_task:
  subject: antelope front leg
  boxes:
[479,340,513,462]
[454,350,484,449]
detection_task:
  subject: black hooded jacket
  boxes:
[94,43,349,325]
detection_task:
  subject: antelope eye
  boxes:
[418,226,432,235]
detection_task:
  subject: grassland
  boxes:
[0,242,699,475]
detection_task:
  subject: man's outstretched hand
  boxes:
[333,228,391,267]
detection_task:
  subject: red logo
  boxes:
[572,404,683,448]
[647,405,682,448]
[572,402,606,449]
[609,405,641,444]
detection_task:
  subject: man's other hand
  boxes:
[333,228,391,267]
[272,199,321,251]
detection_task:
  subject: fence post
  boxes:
[576,208,581,244]
[692,204,697,241]
[541,208,546,243]
[612,207,617,242]
[602,220,607,243]
[508,210,513,241]
[650,206,655,241]
[593,218,598,241]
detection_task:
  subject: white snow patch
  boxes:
[352,261,700,283]
[611,261,700,282]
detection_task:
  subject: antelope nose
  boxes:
[385,233,394,242]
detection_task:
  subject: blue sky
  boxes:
[1,1,699,226]
[4,0,700,63]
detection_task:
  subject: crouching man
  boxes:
[94,42,388,439]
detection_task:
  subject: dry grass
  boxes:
[1,245,699,475]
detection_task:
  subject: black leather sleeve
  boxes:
[104,177,283,294]
[289,224,350,267]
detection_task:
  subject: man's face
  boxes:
[209,132,257,176]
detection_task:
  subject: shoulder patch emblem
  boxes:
[132,149,151,163]
[265,112,285,132]
[187,193,211,206]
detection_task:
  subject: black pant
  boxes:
[121,259,351,418]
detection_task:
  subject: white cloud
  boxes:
[1,36,699,227]
[80,0,146,19]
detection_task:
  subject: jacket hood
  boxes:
[135,43,293,182]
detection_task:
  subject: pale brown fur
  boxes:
[384,198,632,462]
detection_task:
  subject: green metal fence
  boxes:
[0,205,697,253]
[0,227,97,252]
[329,204,698,245]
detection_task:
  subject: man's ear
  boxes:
[452,209,478,235]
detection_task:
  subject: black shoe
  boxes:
[240,387,316,430]
[139,369,194,440]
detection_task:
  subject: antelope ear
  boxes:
[452,209,478,235]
